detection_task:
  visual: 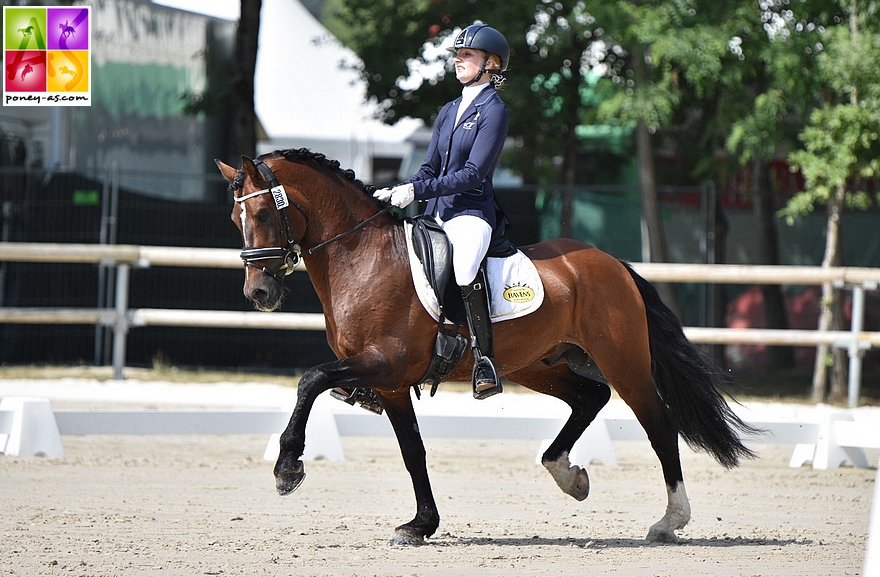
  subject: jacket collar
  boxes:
[454,86,497,126]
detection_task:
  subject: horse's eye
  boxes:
[256,210,272,225]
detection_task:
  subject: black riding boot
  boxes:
[460,269,502,400]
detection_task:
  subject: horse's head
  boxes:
[217,155,305,311]
[218,149,391,312]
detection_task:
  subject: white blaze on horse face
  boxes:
[239,201,251,280]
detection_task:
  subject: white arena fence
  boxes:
[0,391,878,574]
[1,242,879,404]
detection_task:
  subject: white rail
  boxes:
[1,242,879,404]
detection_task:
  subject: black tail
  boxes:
[622,261,759,468]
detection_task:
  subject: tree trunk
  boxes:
[228,0,262,161]
[811,183,846,403]
[752,159,793,370]
[829,284,848,401]
[560,143,576,239]
[559,36,585,240]
[712,186,729,364]
[631,46,678,315]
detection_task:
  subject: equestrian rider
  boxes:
[373,24,510,400]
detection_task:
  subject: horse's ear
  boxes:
[214,159,238,183]
[240,155,263,185]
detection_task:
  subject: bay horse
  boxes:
[216,148,758,545]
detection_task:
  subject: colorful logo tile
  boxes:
[5,50,46,92]
[3,6,91,106]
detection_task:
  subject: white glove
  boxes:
[372,187,393,202]
[374,183,415,208]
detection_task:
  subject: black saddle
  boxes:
[408,215,517,396]
[409,215,516,326]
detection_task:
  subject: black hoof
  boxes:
[389,526,426,546]
[275,460,306,496]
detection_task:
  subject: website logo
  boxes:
[3,6,91,106]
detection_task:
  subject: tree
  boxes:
[336,1,729,284]
[783,0,880,402]
[181,0,262,162]
[723,2,835,373]
[229,0,262,160]
[569,2,743,310]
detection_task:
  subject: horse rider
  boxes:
[374,23,510,399]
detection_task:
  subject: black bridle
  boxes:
[235,159,306,283]
[234,158,393,284]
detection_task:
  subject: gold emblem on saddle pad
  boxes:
[503,284,535,303]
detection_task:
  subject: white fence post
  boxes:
[847,282,877,408]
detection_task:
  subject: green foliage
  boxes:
[724,0,840,167]
[785,104,880,222]
[331,0,880,201]
[726,90,789,164]
[780,1,880,223]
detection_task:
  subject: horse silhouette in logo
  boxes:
[20,63,33,81]
[59,21,76,39]
[18,26,35,38]
[59,65,76,78]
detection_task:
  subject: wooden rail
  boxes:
[1,242,878,404]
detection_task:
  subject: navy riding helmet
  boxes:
[448,24,510,72]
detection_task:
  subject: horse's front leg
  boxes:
[376,390,439,546]
[274,353,393,495]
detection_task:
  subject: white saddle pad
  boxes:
[404,221,545,323]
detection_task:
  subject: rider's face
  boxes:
[454,48,490,85]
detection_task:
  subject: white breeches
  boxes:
[437,214,492,286]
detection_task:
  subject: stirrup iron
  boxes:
[329,387,384,414]
[472,356,502,400]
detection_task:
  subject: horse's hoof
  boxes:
[275,461,306,496]
[389,527,426,546]
[544,458,590,501]
[569,465,590,501]
[646,526,681,544]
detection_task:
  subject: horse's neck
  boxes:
[303,217,407,309]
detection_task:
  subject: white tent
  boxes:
[255,0,420,169]
[158,0,422,181]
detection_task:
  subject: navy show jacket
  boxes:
[405,85,509,230]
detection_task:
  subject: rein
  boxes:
[304,205,393,256]
[234,158,392,283]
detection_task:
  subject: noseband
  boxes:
[234,159,393,284]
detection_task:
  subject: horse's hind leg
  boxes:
[613,372,691,543]
[507,362,611,501]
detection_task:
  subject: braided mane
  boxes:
[273,148,377,194]
[229,148,378,196]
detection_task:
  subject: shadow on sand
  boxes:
[423,534,811,549]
